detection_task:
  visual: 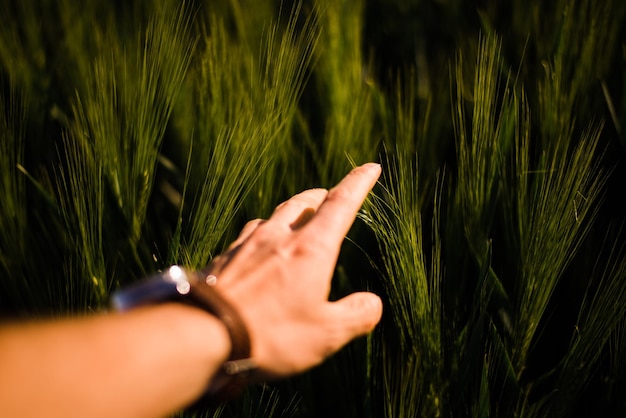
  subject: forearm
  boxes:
[0,304,230,418]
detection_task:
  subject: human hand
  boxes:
[206,163,383,379]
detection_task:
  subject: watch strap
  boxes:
[186,271,255,403]
[110,266,256,405]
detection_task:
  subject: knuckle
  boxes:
[326,185,354,203]
[238,219,264,236]
[250,222,279,243]
[244,218,264,229]
[292,231,328,255]
[285,193,320,210]
[248,222,291,250]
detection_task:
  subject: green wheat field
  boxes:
[1,0,625,416]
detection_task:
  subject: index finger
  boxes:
[301,163,381,247]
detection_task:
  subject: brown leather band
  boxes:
[186,271,255,404]
[110,266,255,407]
[188,277,251,362]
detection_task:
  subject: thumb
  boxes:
[328,292,383,343]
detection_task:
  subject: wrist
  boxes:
[174,303,232,371]
[110,266,256,406]
[153,303,232,395]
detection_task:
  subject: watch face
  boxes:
[110,266,192,311]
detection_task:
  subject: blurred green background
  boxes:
[1,0,625,416]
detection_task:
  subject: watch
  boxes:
[110,265,256,405]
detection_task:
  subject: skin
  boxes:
[0,163,383,418]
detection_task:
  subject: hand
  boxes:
[207,163,383,379]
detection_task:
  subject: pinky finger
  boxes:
[228,219,265,251]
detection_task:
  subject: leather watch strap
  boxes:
[186,272,255,403]
[110,266,256,406]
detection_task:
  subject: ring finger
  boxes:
[268,188,328,229]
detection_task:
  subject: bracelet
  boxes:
[110,266,256,405]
